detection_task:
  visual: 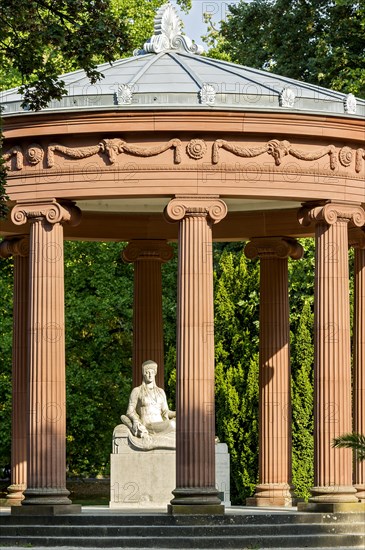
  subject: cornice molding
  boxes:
[244,237,303,260]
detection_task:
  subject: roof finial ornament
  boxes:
[134,2,204,56]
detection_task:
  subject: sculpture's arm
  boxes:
[160,389,176,420]
[126,387,142,424]
[125,387,149,437]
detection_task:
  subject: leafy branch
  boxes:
[332,433,365,462]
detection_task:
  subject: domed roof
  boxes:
[1,2,364,119]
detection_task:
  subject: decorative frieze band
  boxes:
[164,196,227,224]
[4,138,183,170]
[244,237,303,260]
[212,140,365,172]
[11,200,81,226]
[123,240,174,263]
[4,138,365,174]
[298,202,365,227]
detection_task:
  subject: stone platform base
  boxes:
[298,501,365,513]
[246,496,293,507]
[11,504,82,515]
[168,503,225,515]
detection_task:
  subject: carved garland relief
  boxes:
[4,137,365,174]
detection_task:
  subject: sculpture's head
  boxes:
[142,360,158,383]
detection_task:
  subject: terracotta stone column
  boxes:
[0,237,29,505]
[298,202,365,511]
[123,240,174,388]
[165,195,227,515]
[244,237,303,506]
[350,229,365,501]
[10,200,81,514]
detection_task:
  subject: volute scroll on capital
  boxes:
[0,236,30,258]
[298,202,365,228]
[164,196,228,224]
[123,240,174,263]
[11,200,82,227]
[244,237,304,260]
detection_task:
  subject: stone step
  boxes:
[2,522,365,537]
[2,511,364,525]
[0,533,364,549]
[1,512,364,549]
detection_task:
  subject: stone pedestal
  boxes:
[245,237,303,507]
[10,200,81,514]
[215,443,231,507]
[110,429,231,509]
[110,450,175,509]
[123,240,173,388]
[164,196,227,515]
[0,237,29,505]
[298,203,365,509]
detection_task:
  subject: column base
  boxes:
[5,483,26,506]
[354,484,365,502]
[12,504,81,516]
[169,487,224,514]
[246,483,294,507]
[308,485,358,504]
[22,487,72,506]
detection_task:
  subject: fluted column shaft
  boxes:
[123,240,173,388]
[352,236,365,500]
[11,200,81,508]
[245,238,303,506]
[165,196,227,514]
[0,237,29,505]
[299,202,365,505]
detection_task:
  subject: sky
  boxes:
[173,0,240,48]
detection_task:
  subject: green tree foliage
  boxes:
[0,0,190,109]
[291,299,314,500]
[0,126,7,219]
[214,246,260,502]
[1,0,124,110]
[0,255,13,470]
[64,241,133,476]
[289,239,314,500]
[218,0,365,97]
[0,241,135,477]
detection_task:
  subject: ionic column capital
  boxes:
[123,239,174,264]
[244,237,303,260]
[0,236,29,258]
[11,199,81,227]
[164,195,227,224]
[298,202,365,227]
[349,228,365,249]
